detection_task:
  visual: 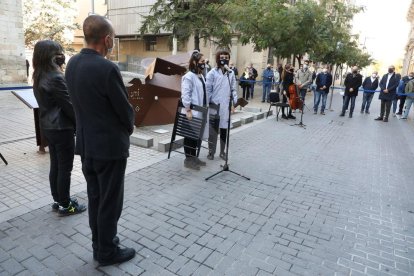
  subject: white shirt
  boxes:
[386,73,394,89]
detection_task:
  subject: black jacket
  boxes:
[379,73,401,101]
[362,76,379,92]
[65,48,134,160]
[344,73,363,96]
[33,71,75,131]
[315,72,333,92]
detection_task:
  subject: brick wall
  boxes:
[0,0,27,84]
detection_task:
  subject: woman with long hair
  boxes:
[32,40,86,216]
[181,50,208,170]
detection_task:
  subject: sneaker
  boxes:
[184,158,200,170]
[207,152,214,160]
[219,152,227,160]
[52,197,79,212]
[94,236,120,260]
[396,112,402,115]
[193,157,206,166]
[374,117,383,121]
[401,117,407,120]
[383,117,389,122]
[281,114,288,119]
[58,200,86,217]
[98,247,136,266]
[287,114,296,119]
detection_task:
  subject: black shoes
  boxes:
[58,199,87,217]
[219,152,227,160]
[287,114,296,119]
[184,157,200,170]
[349,113,353,118]
[207,152,214,160]
[52,197,78,212]
[383,117,388,122]
[339,113,345,117]
[93,236,120,260]
[374,116,383,121]
[98,247,136,266]
[192,157,206,166]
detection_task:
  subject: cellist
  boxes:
[281,64,296,119]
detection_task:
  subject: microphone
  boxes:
[223,64,232,73]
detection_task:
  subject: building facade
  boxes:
[0,0,27,85]
[403,0,414,75]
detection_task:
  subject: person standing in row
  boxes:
[248,63,258,99]
[206,49,238,161]
[360,71,379,114]
[375,65,400,122]
[340,66,362,118]
[32,40,86,216]
[262,64,274,103]
[401,73,414,119]
[295,60,313,106]
[181,50,208,170]
[65,15,135,266]
[313,66,333,115]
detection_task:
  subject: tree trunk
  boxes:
[194,31,200,51]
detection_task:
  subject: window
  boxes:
[145,36,157,51]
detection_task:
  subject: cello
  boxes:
[288,84,303,111]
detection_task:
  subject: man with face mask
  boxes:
[375,65,401,122]
[65,15,135,266]
[314,66,333,115]
[262,64,274,102]
[393,72,414,116]
[340,66,363,118]
[401,72,414,119]
[360,71,379,114]
[295,60,313,106]
[206,49,238,161]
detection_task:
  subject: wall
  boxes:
[0,0,27,84]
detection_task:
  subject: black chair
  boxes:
[168,100,208,159]
[266,92,290,121]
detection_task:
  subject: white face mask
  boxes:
[303,64,308,69]
[322,69,328,73]
[372,74,377,78]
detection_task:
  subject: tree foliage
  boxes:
[23,0,79,51]
[140,0,233,50]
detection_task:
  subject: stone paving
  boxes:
[0,88,414,275]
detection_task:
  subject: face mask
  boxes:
[303,64,308,69]
[220,59,229,66]
[388,69,394,74]
[372,74,377,78]
[409,75,414,79]
[55,55,65,66]
[197,63,205,70]
[322,69,328,73]
[352,70,358,74]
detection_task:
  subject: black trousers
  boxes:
[380,100,392,119]
[208,126,227,155]
[82,158,127,260]
[42,129,74,207]
[281,94,292,116]
[398,96,406,114]
[184,137,197,158]
[242,86,250,100]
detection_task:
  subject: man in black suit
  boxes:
[360,71,379,114]
[375,65,401,122]
[340,66,363,118]
[65,15,135,266]
[313,66,333,115]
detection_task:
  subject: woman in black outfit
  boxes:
[32,40,86,216]
[281,64,296,119]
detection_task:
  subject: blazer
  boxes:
[315,72,333,92]
[33,71,75,131]
[362,77,379,92]
[379,73,401,101]
[344,73,363,96]
[65,48,134,160]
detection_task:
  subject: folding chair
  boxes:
[168,100,208,159]
[0,153,8,165]
[266,91,290,121]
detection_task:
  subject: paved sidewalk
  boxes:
[1,90,414,275]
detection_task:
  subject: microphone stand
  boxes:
[205,68,250,181]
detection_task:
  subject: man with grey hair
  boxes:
[65,14,135,266]
[375,65,401,122]
[340,66,362,118]
[360,71,379,114]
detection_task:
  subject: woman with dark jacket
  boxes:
[32,40,86,216]
[281,64,296,119]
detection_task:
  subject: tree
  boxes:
[23,0,79,51]
[140,0,233,50]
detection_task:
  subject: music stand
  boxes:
[0,153,7,165]
[205,72,250,181]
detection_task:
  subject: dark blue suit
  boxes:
[361,76,379,113]
[66,48,134,260]
[378,73,401,119]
